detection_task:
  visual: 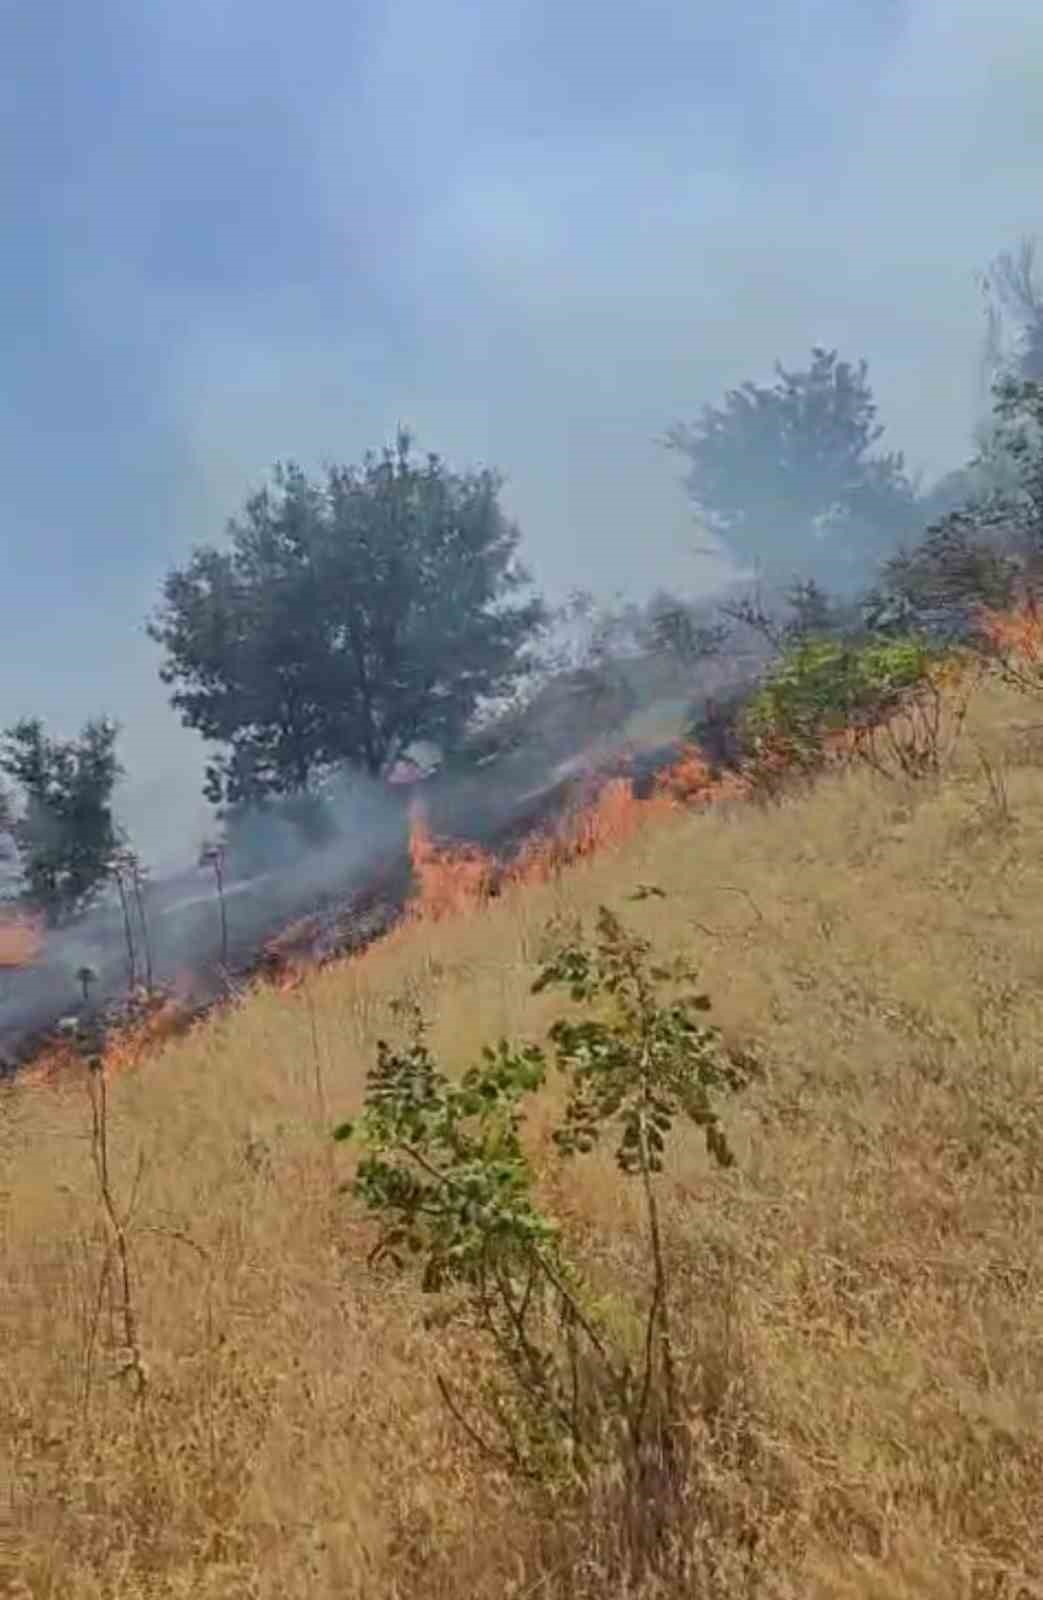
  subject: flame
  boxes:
[503,782,637,889]
[407,800,496,921]
[100,999,194,1077]
[15,994,196,1091]
[170,967,198,1004]
[0,914,43,969]
[654,743,742,805]
[8,721,864,1086]
[17,1040,82,1090]
[977,591,1043,669]
[262,915,321,979]
[407,745,748,916]
[5,725,849,1087]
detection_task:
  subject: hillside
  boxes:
[3,668,1043,1598]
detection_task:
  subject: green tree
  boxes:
[0,717,123,924]
[664,346,920,595]
[867,376,1043,642]
[149,430,547,804]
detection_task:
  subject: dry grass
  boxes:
[4,671,1043,1597]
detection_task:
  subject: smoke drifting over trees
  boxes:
[981,238,1043,388]
[7,233,1043,1048]
[663,346,921,597]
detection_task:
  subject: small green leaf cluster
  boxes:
[535,906,747,1174]
[334,1017,554,1294]
[740,632,937,770]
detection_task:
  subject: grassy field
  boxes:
[3,671,1043,1598]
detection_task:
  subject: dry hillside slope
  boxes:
[3,672,1043,1598]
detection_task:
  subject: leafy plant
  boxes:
[338,1005,552,1292]
[535,907,752,1431]
[335,904,756,1530]
[335,1008,600,1479]
[738,631,976,783]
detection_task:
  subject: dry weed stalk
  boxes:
[82,1034,148,1405]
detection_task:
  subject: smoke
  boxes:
[7,0,1043,879]
[10,0,1043,1063]
[0,601,769,1067]
[0,765,403,1053]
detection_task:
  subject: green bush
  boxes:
[333,901,757,1568]
[740,632,940,773]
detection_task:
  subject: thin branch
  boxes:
[435,1373,534,1477]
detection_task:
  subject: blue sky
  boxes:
[3,0,1043,863]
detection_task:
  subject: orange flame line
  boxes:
[0,914,43,969]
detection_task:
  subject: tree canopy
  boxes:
[865,376,1043,641]
[148,430,548,804]
[664,346,920,595]
[0,716,123,924]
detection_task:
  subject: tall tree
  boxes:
[664,347,920,595]
[981,237,1043,389]
[149,430,547,803]
[0,717,123,925]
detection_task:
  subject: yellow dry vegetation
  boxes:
[3,672,1043,1597]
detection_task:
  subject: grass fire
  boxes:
[5,596,1043,1597]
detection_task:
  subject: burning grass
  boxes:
[13,994,197,1091]
[978,588,1043,688]
[406,804,497,920]
[405,746,747,923]
[0,912,42,969]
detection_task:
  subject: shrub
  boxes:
[334,902,757,1574]
[737,632,976,783]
